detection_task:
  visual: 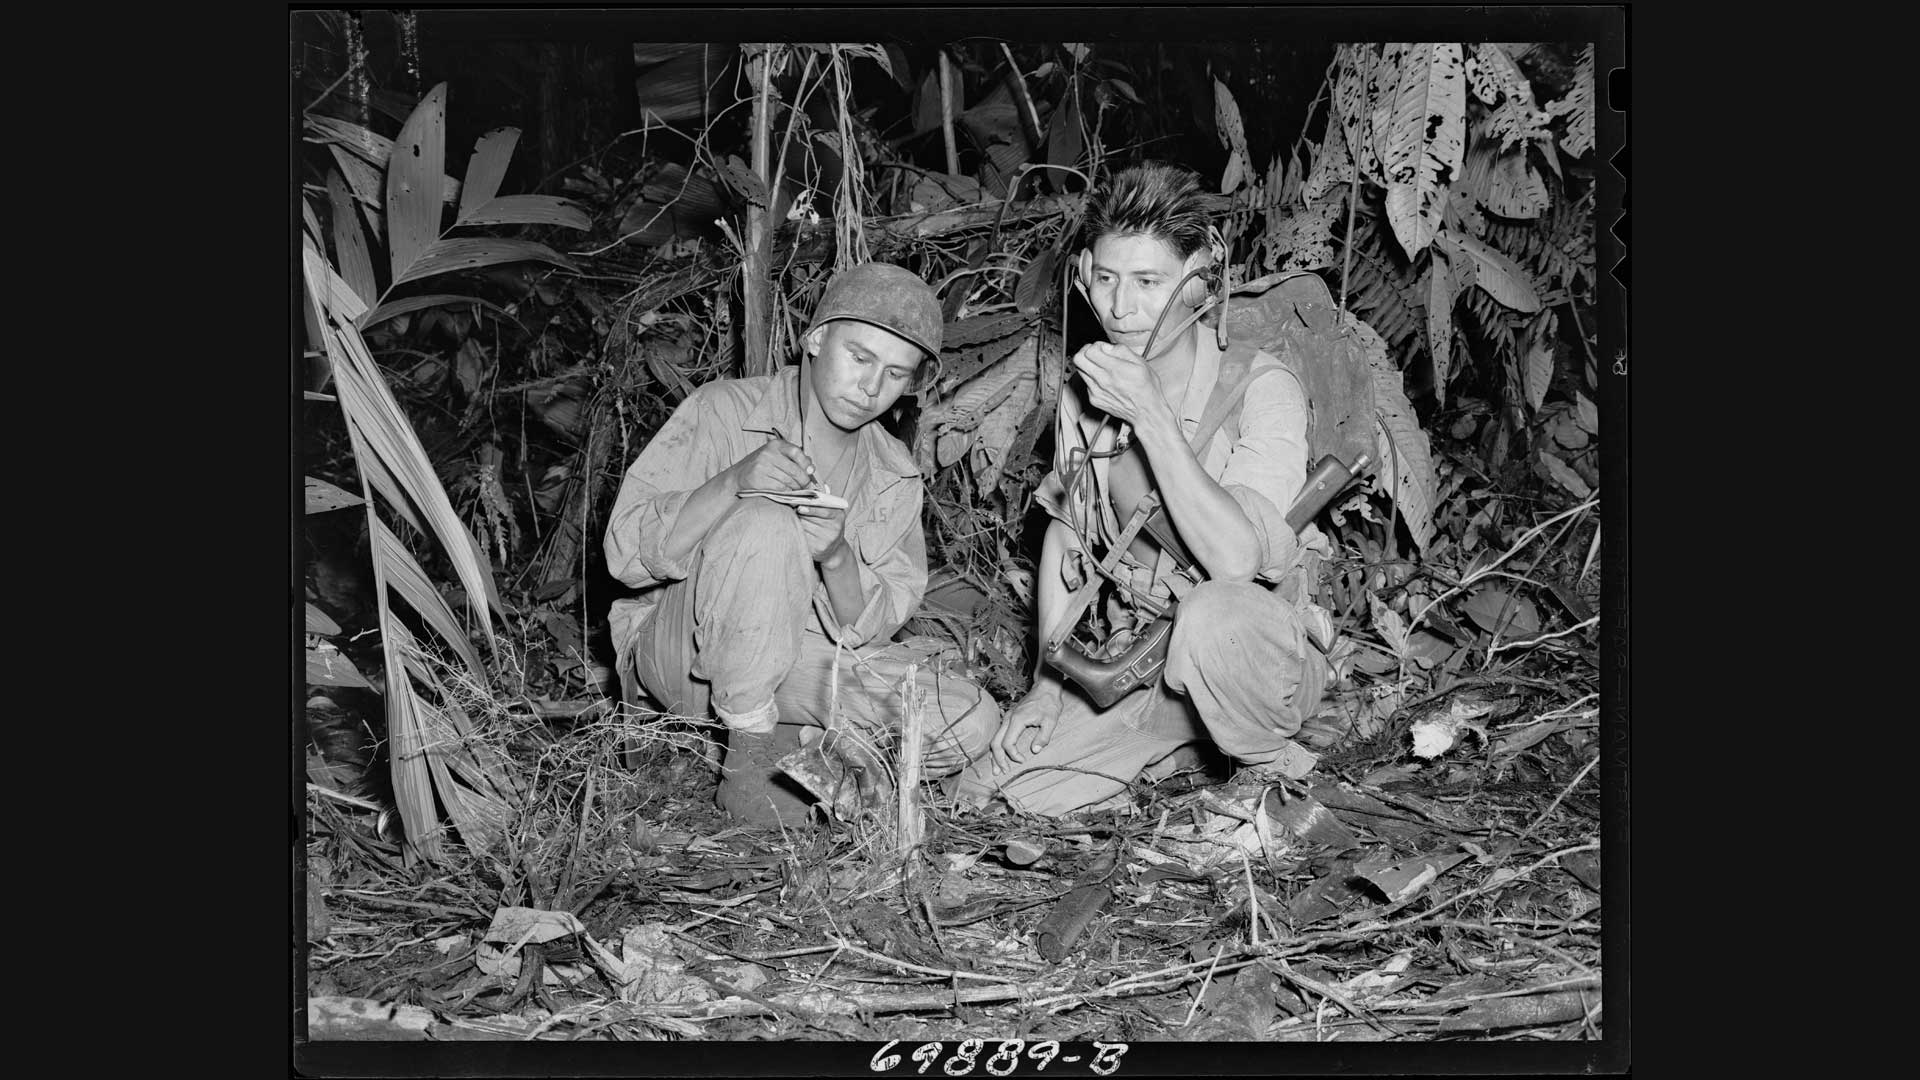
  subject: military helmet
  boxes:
[807,261,943,359]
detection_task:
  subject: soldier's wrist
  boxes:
[816,537,852,568]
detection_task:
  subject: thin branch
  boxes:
[938,48,960,175]
[1519,755,1599,840]
[1000,43,1045,151]
[1409,499,1599,632]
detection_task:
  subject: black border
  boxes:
[290,5,1631,1076]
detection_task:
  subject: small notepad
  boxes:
[737,487,849,510]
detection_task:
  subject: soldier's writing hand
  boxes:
[732,436,814,492]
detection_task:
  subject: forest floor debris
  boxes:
[303,677,1602,1043]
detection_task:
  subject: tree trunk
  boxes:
[742,46,776,376]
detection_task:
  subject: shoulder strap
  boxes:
[1186,342,1257,456]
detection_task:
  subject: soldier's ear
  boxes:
[802,324,827,356]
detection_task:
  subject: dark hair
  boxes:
[1082,161,1212,259]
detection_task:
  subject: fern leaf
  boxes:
[1485,146,1550,219]
[1545,45,1595,159]
[1380,43,1466,259]
[1344,313,1438,553]
[1303,120,1353,205]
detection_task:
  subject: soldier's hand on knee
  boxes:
[732,436,815,492]
[992,685,1063,775]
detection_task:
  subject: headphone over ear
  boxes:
[1178,226,1229,308]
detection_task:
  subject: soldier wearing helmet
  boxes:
[605,262,1001,826]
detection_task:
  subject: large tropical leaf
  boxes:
[371,518,484,681]
[1438,231,1541,312]
[386,83,449,287]
[1426,251,1454,407]
[357,293,520,332]
[391,238,577,287]
[305,113,461,206]
[455,195,591,232]
[1338,44,1384,186]
[1366,42,1408,181]
[380,660,443,860]
[307,643,374,690]
[327,144,386,208]
[968,377,1039,490]
[303,240,503,640]
[458,127,519,221]
[1213,76,1251,195]
[633,43,731,125]
[1520,309,1557,411]
[1342,312,1437,553]
[1467,43,1530,107]
[1379,43,1466,259]
[325,170,379,306]
[305,475,365,514]
[1015,248,1058,316]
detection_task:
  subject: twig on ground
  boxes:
[1180,942,1227,1027]
[1519,756,1599,840]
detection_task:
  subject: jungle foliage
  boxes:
[296,23,1602,862]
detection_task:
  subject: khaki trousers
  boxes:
[953,579,1327,816]
[624,499,1000,819]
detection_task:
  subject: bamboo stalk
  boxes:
[895,668,925,859]
[937,48,959,176]
[744,45,776,376]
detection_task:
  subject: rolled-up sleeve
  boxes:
[603,385,732,589]
[1217,367,1313,583]
[816,476,927,648]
